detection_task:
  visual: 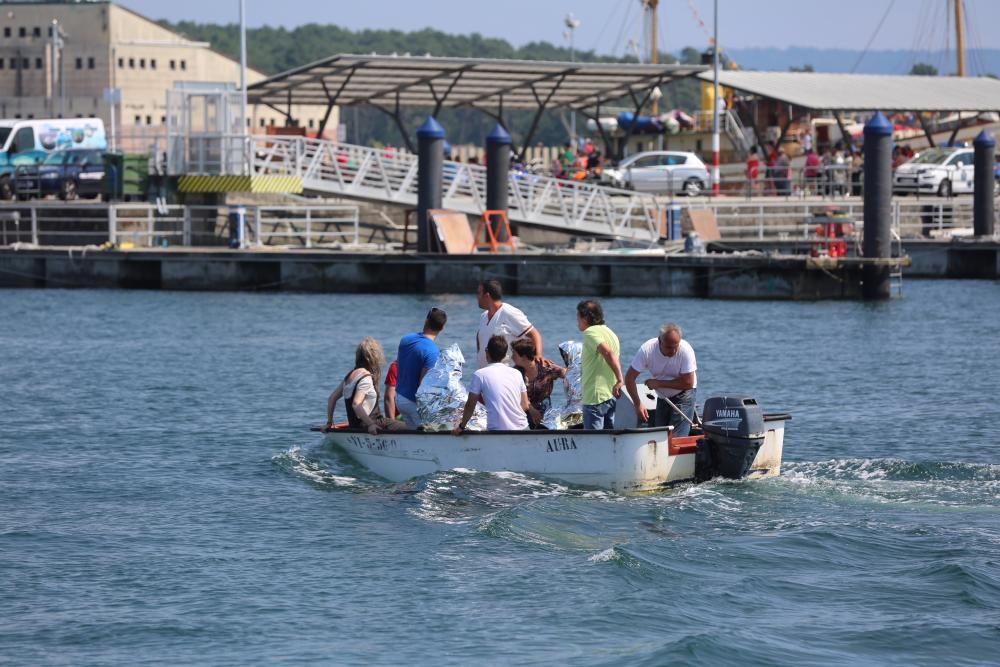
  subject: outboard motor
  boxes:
[695,395,766,481]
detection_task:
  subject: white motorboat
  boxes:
[317,395,790,493]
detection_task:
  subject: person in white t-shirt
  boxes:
[475,279,543,368]
[453,335,530,432]
[624,323,698,436]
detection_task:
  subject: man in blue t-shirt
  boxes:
[395,307,448,428]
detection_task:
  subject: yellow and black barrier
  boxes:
[178,175,303,194]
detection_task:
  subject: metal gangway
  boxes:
[251,136,662,242]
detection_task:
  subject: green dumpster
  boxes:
[102,153,150,201]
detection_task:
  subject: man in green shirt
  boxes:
[576,300,625,430]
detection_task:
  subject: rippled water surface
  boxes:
[2,282,998,665]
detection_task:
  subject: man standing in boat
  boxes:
[577,300,624,430]
[475,279,543,368]
[453,335,530,433]
[395,308,448,428]
[624,323,698,436]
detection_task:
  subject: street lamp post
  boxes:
[239,0,249,174]
[564,13,580,146]
[50,19,66,117]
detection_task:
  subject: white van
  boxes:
[0,118,108,155]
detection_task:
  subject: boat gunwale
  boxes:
[312,412,790,436]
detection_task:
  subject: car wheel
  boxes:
[0,178,11,201]
[937,179,952,198]
[61,180,78,201]
[683,178,703,197]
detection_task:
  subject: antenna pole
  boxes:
[711,0,720,196]
[649,0,659,115]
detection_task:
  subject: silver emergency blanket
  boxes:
[542,340,583,430]
[415,343,487,431]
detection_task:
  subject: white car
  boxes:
[893,147,975,197]
[602,151,711,196]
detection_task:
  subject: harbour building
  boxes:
[0,0,335,145]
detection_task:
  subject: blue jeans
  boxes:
[583,397,617,430]
[655,390,697,437]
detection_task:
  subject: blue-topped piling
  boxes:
[486,124,512,240]
[862,111,893,300]
[416,117,445,253]
[973,130,995,237]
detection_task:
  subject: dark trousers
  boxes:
[655,389,697,437]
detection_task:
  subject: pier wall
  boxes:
[0,249,866,300]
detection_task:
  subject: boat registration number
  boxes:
[347,435,398,451]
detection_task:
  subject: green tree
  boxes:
[909,63,938,76]
[789,64,815,72]
[679,47,702,65]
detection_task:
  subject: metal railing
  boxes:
[684,197,985,241]
[251,135,662,241]
[0,203,363,249]
[253,205,359,247]
[0,199,990,250]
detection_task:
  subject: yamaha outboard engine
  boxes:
[696,395,766,481]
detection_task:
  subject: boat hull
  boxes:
[323,417,788,493]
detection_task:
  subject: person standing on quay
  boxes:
[576,300,624,430]
[475,279,543,368]
[624,323,698,436]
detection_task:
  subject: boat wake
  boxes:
[780,458,1000,509]
[271,445,373,490]
[275,443,999,547]
[410,469,615,526]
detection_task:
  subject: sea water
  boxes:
[1,281,998,665]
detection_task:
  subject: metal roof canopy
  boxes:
[698,71,1000,113]
[248,54,706,152]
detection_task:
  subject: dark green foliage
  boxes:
[909,62,939,76]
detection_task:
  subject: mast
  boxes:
[644,0,660,114]
[955,0,966,77]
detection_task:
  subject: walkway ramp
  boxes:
[252,136,661,242]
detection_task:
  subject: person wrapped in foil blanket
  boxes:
[415,343,487,431]
[542,340,583,430]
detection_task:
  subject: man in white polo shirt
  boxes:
[454,335,529,432]
[475,279,543,368]
[624,323,698,436]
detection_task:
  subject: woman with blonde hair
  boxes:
[323,337,400,435]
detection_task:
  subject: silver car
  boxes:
[893,147,975,197]
[602,151,711,195]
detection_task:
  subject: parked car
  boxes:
[893,147,975,197]
[601,151,711,195]
[0,150,46,200]
[14,148,106,200]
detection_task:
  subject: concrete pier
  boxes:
[0,247,894,299]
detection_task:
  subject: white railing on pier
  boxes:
[0,198,991,250]
[679,198,983,241]
[253,206,359,248]
[0,203,364,249]
[251,135,662,242]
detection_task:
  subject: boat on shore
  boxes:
[316,395,790,493]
